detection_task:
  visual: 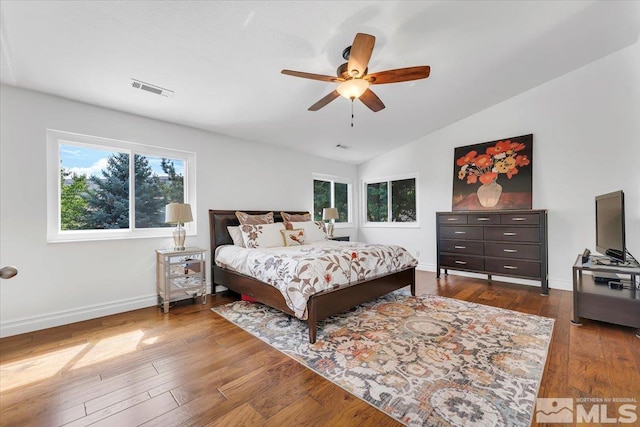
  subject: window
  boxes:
[312,175,352,224]
[364,175,417,225]
[47,129,195,242]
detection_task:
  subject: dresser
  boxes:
[436,209,549,294]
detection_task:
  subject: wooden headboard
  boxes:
[208,210,310,254]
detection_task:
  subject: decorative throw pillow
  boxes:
[227,226,245,247]
[235,211,274,225]
[290,221,328,243]
[280,228,305,246]
[240,222,285,248]
[281,212,311,230]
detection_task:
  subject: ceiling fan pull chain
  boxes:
[351,98,355,127]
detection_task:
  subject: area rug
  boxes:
[212,291,554,426]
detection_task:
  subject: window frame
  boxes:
[312,173,354,228]
[47,129,196,242]
[361,173,419,228]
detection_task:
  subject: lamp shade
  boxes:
[336,79,369,99]
[165,203,193,224]
[322,207,339,221]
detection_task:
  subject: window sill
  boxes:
[361,222,420,229]
[47,229,197,243]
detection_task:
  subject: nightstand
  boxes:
[330,236,350,241]
[156,247,207,313]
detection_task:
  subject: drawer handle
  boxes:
[454,245,466,249]
[454,231,466,234]
[503,232,517,236]
[503,265,518,270]
[447,218,459,221]
[455,260,467,265]
[503,249,518,253]
[477,217,490,221]
[511,217,526,221]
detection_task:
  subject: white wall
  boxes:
[0,85,358,336]
[358,40,640,291]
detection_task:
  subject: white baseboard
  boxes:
[415,263,572,292]
[0,282,216,338]
[0,294,156,338]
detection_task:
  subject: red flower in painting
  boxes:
[456,150,477,166]
[474,154,492,168]
[486,140,512,156]
[515,155,530,167]
[510,142,526,152]
[479,172,498,184]
[466,174,478,184]
[506,167,519,179]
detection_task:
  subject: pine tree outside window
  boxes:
[47,130,195,242]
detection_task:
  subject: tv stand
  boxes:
[571,255,640,338]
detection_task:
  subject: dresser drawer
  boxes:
[467,214,500,225]
[439,240,484,255]
[440,254,484,271]
[485,258,541,278]
[483,227,539,242]
[500,213,540,225]
[439,226,483,240]
[484,242,541,260]
[438,214,467,224]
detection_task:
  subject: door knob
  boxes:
[0,266,18,279]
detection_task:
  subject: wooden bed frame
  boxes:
[209,210,416,343]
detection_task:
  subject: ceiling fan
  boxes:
[281,33,431,113]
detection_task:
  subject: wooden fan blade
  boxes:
[366,66,431,84]
[281,69,344,83]
[308,90,340,111]
[347,33,375,78]
[359,88,385,112]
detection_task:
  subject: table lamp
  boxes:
[165,203,193,250]
[322,207,339,239]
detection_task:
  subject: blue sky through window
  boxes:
[61,145,184,178]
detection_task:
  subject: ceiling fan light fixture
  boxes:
[336,79,369,100]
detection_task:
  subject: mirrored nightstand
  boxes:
[156,247,207,313]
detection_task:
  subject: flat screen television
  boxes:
[595,190,626,264]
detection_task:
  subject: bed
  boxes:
[209,209,416,343]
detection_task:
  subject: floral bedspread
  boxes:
[215,241,417,319]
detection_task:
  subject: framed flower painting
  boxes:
[452,134,533,211]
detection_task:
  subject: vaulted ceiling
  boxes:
[1,1,638,164]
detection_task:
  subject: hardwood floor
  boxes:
[1,271,639,426]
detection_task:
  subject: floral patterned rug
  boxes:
[212,290,554,426]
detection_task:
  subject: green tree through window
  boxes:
[367,182,388,222]
[392,178,416,222]
[134,154,168,228]
[60,169,89,230]
[83,152,130,229]
[59,146,186,231]
[313,180,331,221]
[313,178,350,222]
[366,177,416,223]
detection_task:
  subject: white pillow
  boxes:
[240,222,286,248]
[227,226,245,247]
[290,221,328,243]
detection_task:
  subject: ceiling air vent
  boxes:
[131,79,174,98]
